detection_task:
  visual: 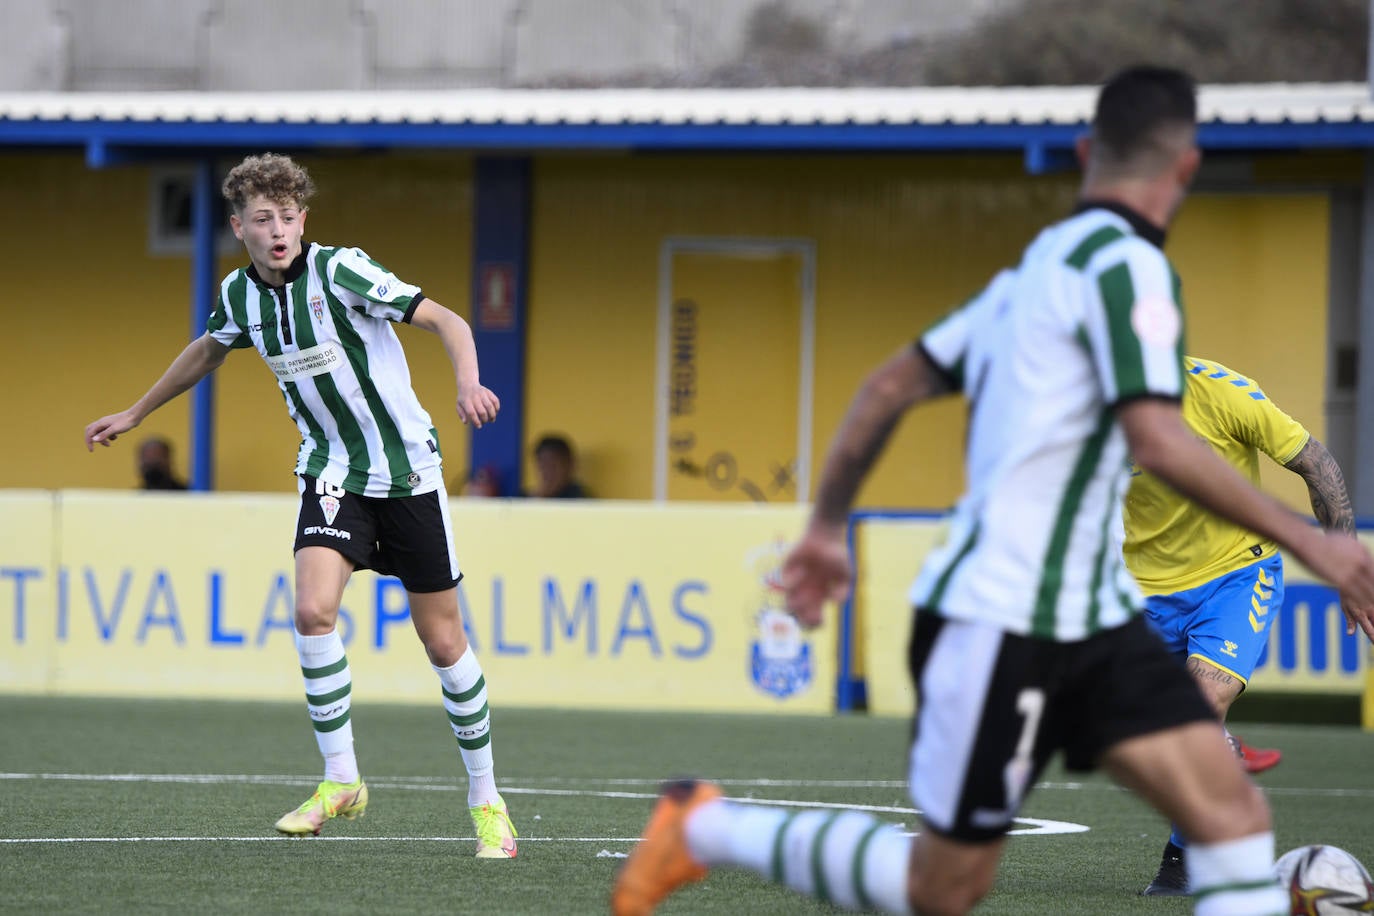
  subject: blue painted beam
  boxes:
[7,116,1374,154]
[188,158,218,491]
[467,158,531,498]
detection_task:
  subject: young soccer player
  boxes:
[84,153,517,857]
[612,66,1374,916]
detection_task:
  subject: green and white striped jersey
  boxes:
[207,243,443,498]
[911,204,1187,641]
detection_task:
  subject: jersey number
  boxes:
[1003,687,1045,810]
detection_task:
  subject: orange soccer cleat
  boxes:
[611,780,724,916]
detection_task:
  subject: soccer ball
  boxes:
[1274,845,1374,915]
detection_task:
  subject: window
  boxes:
[148,166,239,256]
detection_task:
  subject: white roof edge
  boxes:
[0,83,1370,127]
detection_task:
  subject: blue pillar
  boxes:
[189,158,218,491]
[468,158,531,496]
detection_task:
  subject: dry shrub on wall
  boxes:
[531,0,1368,87]
[920,0,1368,85]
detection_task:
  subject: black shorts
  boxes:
[906,611,1214,843]
[293,475,462,593]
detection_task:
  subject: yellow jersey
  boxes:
[1123,356,1310,594]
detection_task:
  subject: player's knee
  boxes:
[418,627,469,667]
[293,601,337,635]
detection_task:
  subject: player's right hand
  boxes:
[84,411,139,451]
[781,527,852,630]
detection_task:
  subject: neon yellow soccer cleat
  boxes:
[274,779,368,836]
[470,795,518,858]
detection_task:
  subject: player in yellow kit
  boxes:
[1125,355,1355,896]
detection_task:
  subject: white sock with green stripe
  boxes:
[1188,832,1287,915]
[685,801,912,913]
[434,647,498,807]
[294,629,358,785]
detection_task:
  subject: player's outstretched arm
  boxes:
[84,334,230,451]
[783,344,955,629]
[1283,435,1372,638]
[1284,436,1355,534]
[409,298,499,429]
[1120,398,1374,641]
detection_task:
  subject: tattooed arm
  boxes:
[1284,436,1374,640]
[782,344,956,628]
[1284,436,1355,535]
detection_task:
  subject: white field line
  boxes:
[2,773,1371,799]
[1,835,632,844]
[0,771,1091,840]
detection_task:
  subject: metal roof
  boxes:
[3,83,1374,165]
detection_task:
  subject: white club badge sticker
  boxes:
[319,494,341,526]
[746,540,813,699]
[1130,296,1181,349]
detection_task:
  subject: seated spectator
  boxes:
[459,465,503,498]
[529,434,589,499]
[137,437,188,490]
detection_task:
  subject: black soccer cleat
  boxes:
[1140,840,1189,897]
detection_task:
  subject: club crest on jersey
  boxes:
[407,471,421,488]
[310,295,325,323]
[319,494,341,526]
[745,541,814,700]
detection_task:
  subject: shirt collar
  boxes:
[246,243,311,288]
[1072,200,1166,249]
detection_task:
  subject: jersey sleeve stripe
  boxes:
[333,261,377,302]
[1097,263,1149,397]
[1064,225,1126,270]
[208,272,253,349]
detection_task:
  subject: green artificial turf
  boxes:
[0,697,1369,915]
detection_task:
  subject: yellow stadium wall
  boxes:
[2,151,474,495]
[527,157,1332,509]
[3,149,1334,514]
[1169,193,1330,513]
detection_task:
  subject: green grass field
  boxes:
[1,697,1371,915]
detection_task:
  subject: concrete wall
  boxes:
[0,0,1015,90]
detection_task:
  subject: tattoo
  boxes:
[812,347,947,527]
[813,410,904,526]
[1285,437,1355,534]
[1185,656,1237,687]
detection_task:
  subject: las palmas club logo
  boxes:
[746,540,813,699]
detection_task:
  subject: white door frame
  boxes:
[654,236,817,502]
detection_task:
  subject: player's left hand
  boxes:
[781,526,852,630]
[456,384,500,428]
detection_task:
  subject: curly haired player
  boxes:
[85,153,517,857]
